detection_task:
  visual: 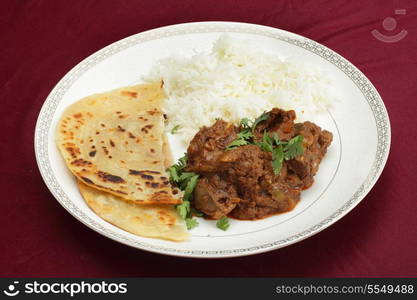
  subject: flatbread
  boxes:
[56,83,181,204]
[78,181,189,241]
[77,116,188,241]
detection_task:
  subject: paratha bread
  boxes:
[56,83,181,204]
[78,181,189,241]
[77,117,188,241]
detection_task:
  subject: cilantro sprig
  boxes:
[257,132,304,174]
[240,117,251,129]
[225,114,266,151]
[224,110,304,175]
[225,129,253,150]
[216,217,230,231]
[272,144,284,174]
[251,111,269,133]
[284,135,304,160]
[166,155,187,182]
[167,156,233,231]
[171,125,181,134]
[167,155,201,230]
[182,173,199,202]
[185,218,199,230]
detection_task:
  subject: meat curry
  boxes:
[184,108,333,220]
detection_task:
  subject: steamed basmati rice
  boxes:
[144,35,335,145]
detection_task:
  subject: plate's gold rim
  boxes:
[34,21,391,258]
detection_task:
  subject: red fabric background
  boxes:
[1,0,416,277]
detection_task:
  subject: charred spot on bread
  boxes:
[129,169,161,175]
[71,159,93,167]
[97,171,126,183]
[81,177,94,184]
[121,91,138,98]
[140,174,154,180]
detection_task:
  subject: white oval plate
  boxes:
[34,22,390,258]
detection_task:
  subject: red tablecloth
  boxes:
[1,0,416,277]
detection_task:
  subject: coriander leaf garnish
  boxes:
[225,129,253,151]
[168,155,203,230]
[171,125,181,134]
[251,111,269,133]
[225,138,249,150]
[257,131,274,152]
[240,117,251,129]
[167,166,180,183]
[225,111,270,151]
[272,145,284,175]
[284,135,304,160]
[178,172,198,189]
[256,132,304,175]
[176,201,190,219]
[183,173,199,202]
[222,111,304,175]
[257,131,285,174]
[216,217,230,231]
[166,154,187,183]
[179,172,197,181]
[185,218,199,230]
[272,133,285,146]
[238,129,253,140]
[177,155,187,168]
[191,207,205,217]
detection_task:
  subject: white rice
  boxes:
[144,35,335,145]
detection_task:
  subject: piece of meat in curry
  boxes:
[185,108,333,220]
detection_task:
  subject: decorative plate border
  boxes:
[34,22,390,258]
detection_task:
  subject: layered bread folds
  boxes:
[56,83,181,205]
